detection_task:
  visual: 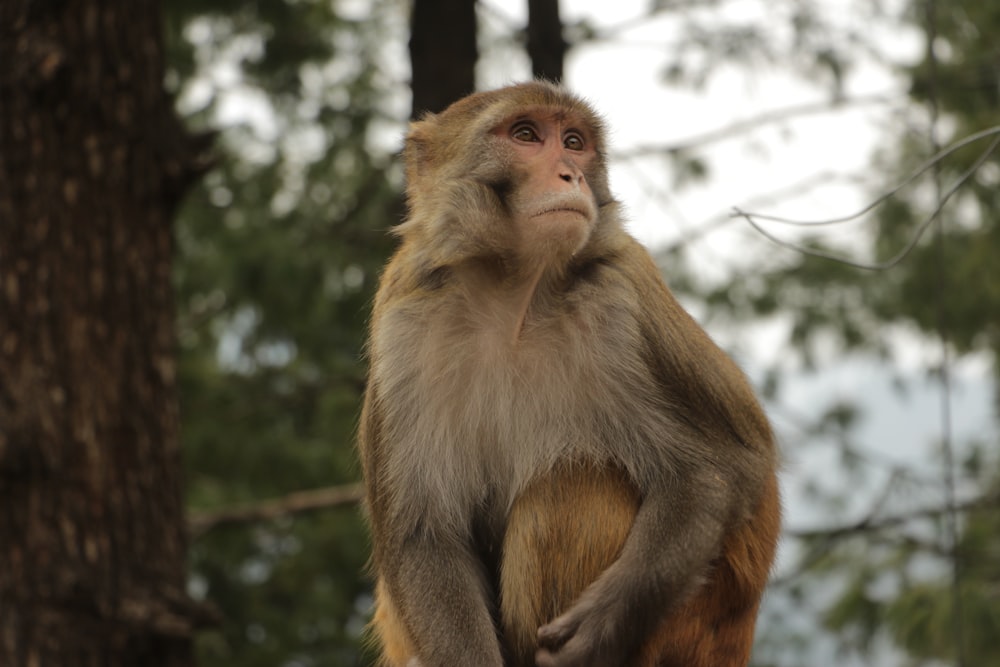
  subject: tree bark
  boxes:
[409,0,478,118]
[0,1,204,665]
[527,0,566,82]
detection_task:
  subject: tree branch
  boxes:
[186,482,999,552]
[656,169,866,254]
[187,482,365,538]
[786,492,1000,541]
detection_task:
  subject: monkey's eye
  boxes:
[511,124,540,143]
[564,132,585,151]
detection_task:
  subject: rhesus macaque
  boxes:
[358,81,781,667]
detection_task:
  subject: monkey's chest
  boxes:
[374,291,655,500]
[406,315,642,468]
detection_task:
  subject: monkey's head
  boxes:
[398,81,621,272]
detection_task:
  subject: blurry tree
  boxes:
[527,0,567,81]
[710,1,1000,664]
[167,0,400,664]
[411,0,477,116]
[0,0,205,665]
[821,2,1000,663]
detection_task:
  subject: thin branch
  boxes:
[733,125,1000,270]
[659,170,866,254]
[187,482,365,538]
[786,492,1000,541]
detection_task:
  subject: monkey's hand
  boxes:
[534,589,638,667]
[535,467,731,667]
[535,613,593,667]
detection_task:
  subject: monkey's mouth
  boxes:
[534,207,589,219]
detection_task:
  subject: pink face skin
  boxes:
[495,110,599,264]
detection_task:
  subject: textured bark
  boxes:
[527,0,565,82]
[409,0,477,118]
[0,1,204,665]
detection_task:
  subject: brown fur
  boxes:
[640,473,782,667]
[501,464,640,666]
[358,81,781,667]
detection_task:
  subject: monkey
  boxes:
[358,81,781,667]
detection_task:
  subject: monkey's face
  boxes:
[495,108,600,265]
[400,82,616,271]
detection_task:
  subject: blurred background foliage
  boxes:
[167,1,399,664]
[163,1,999,665]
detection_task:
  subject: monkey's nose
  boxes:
[558,164,584,185]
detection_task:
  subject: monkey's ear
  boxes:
[403,116,437,193]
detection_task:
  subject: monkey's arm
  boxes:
[537,243,775,667]
[360,385,505,667]
[380,532,503,667]
[535,462,743,666]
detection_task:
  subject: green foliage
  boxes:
[702,245,892,369]
[878,461,1000,665]
[908,3,1000,131]
[166,1,400,664]
[656,0,883,95]
[872,2,1000,361]
[816,471,1000,665]
[790,0,1000,651]
[676,2,1000,663]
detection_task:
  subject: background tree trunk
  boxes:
[0,1,205,665]
[409,0,477,117]
[527,0,565,82]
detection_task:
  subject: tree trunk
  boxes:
[409,0,477,117]
[0,1,204,665]
[527,0,566,82]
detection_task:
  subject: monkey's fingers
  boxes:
[536,612,599,667]
[536,615,576,650]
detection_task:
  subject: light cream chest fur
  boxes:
[370,285,663,531]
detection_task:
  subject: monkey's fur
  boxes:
[359,81,781,667]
